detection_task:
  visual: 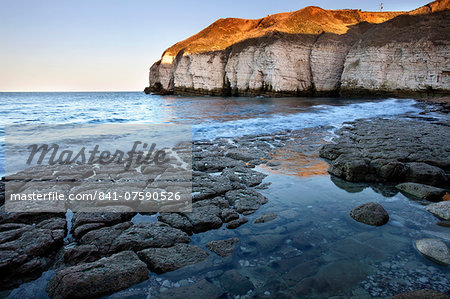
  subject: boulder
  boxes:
[206,238,239,257]
[425,202,450,220]
[396,182,446,201]
[138,243,209,274]
[46,251,148,298]
[415,238,450,266]
[349,202,389,226]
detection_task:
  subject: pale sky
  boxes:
[0,0,430,92]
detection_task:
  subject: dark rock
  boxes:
[405,162,448,187]
[0,218,65,289]
[349,202,389,226]
[64,245,100,265]
[182,204,223,233]
[155,279,223,299]
[226,148,266,162]
[254,212,278,224]
[110,222,191,253]
[392,289,450,299]
[219,269,255,295]
[221,208,240,222]
[79,221,132,255]
[158,212,193,234]
[225,189,268,215]
[226,217,248,229]
[319,119,450,186]
[396,182,446,201]
[46,251,148,299]
[206,238,239,257]
[137,243,209,274]
[71,206,135,239]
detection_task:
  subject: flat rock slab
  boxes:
[425,202,450,220]
[396,182,446,201]
[254,212,278,224]
[349,202,389,226]
[415,238,450,266]
[46,251,148,299]
[138,243,209,274]
[206,238,239,257]
[319,119,450,186]
[0,218,65,289]
[80,221,191,255]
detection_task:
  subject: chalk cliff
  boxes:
[145,0,450,97]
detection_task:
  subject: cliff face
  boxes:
[146,0,450,97]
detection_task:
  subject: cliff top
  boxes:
[159,0,449,63]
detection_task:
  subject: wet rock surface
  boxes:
[349,202,389,226]
[425,201,450,220]
[0,134,273,297]
[415,238,450,265]
[0,218,66,289]
[46,251,148,299]
[206,238,239,257]
[138,243,209,274]
[392,289,450,299]
[254,212,278,224]
[319,118,450,186]
[396,182,446,201]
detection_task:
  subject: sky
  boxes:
[0,0,431,92]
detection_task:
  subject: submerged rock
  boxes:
[226,217,248,229]
[254,212,278,224]
[392,289,450,299]
[349,202,389,226]
[415,238,450,266]
[206,238,239,257]
[219,269,255,296]
[155,279,223,299]
[425,202,450,220]
[138,243,209,274]
[46,251,148,298]
[396,182,446,201]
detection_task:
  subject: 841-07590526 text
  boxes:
[8,191,182,201]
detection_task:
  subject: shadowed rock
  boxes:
[138,243,209,274]
[349,202,389,226]
[46,251,148,299]
[206,238,239,257]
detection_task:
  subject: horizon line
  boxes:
[0,90,143,93]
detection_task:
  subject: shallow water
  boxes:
[1,93,448,298]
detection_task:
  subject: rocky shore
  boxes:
[0,132,281,297]
[1,101,449,298]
